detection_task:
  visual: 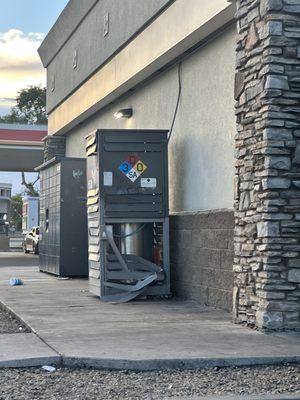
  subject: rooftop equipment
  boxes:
[36,157,88,277]
[86,129,170,303]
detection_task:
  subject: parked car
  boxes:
[23,226,40,255]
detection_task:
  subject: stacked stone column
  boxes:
[43,135,66,162]
[234,0,300,330]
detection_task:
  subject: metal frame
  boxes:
[99,217,170,299]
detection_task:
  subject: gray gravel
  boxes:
[0,364,299,400]
[0,306,30,334]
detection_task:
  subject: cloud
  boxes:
[0,29,46,106]
[0,97,16,116]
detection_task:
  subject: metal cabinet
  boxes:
[37,157,88,277]
[86,129,170,302]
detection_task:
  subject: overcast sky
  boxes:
[0,0,68,116]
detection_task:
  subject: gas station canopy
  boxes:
[0,124,46,172]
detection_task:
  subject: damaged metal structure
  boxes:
[86,129,170,302]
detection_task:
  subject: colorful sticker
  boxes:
[118,161,132,175]
[118,155,147,183]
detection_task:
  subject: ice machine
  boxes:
[36,157,88,277]
[86,129,170,302]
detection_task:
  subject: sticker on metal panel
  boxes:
[126,168,139,182]
[133,160,147,174]
[73,169,83,179]
[118,161,132,175]
[141,178,157,188]
[103,171,113,186]
[118,155,147,183]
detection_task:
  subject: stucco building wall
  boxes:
[39,0,236,311]
[63,25,236,309]
[65,25,236,213]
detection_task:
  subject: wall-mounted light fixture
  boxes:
[114,108,133,120]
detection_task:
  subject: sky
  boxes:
[0,172,39,195]
[0,0,69,116]
[0,0,68,193]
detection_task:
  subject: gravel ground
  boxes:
[0,364,299,400]
[0,306,30,334]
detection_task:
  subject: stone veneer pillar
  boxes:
[234,0,300,330]
[43,135,66,162]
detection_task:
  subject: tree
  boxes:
[15,86,47,125]
[0,108,27,124]
[10,194,23,231]
[0,86,47,125]
[21,172,39,197]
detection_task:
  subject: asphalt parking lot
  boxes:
[0,252,39,268]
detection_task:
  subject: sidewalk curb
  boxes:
[62,355,300,371]
[1,355,298,371]
[0,356,62,369]
[0,301,63,368]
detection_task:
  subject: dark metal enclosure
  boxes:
[37,157,88,277]
[86,129,170,302]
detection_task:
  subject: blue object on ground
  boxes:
[9,278,23,286]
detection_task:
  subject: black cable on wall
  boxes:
[168,61,182,143]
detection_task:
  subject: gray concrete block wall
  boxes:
[170,210,234,311]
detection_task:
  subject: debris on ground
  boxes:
[9,278,23,286]
[41,366,57,373]
[0,306,30,334]
[0,363,298,400]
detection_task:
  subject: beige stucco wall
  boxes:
[66,25,236,212]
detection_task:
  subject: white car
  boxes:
[23,226,40,255]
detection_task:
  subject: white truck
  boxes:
[22,196,39,233]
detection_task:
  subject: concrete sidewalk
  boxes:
[0,333,60,368]
[0,257,299,370]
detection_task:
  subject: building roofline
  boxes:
[0,123,47,131]
[38,0,98,68]
[0,183,12,188]
[47,0,235,135]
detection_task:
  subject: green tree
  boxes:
[0,108,27,124]
[10,194,23,231]
[0,86,47,125]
